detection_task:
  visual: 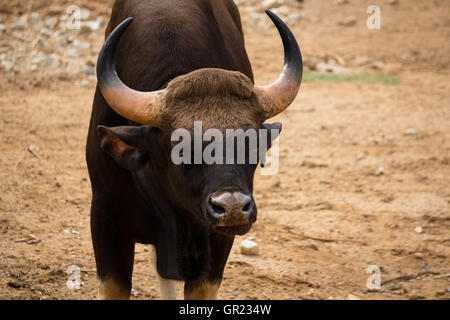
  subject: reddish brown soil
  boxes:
[0,0,449,299]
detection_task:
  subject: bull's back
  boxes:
[106,0,252,92]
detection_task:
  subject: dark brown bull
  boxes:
[86,0,302,299]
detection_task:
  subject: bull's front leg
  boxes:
[149,245,178,299]
[91,196,135,300]
[184,233,234,300]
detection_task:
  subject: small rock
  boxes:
[12,14,28,30]
[316,62,347,74]
[131,288,140,297]
[304,243,319,251]
[262,0,285,9]
[338,16,356,27]
[404,128,417,136]
[357,152,367,160]
[419,262,427,269]
[413,252,423,259]
[303,56,322,71]
[45,17,58,29]
[0,24,6,32]
[48,6,63,16]
[80,79,93,88]
[389,0,399,5]
[30,12,40,28]
[83,66,96,76]
[242,268,253,275]
[80,8,92,20]
[42,57,60,68]
[435,290,446,297]
[371,61,384,70]
[387,284,403,291]
[346,294,361,300]
[28,144,40,158]
[72,40,91,50]
[240,239,259,256]
[1,59,13,72]
[8,281,25,289]
[83,18,102,32]
[336,0,348,4]
[353,56,372,66]
[408,294,425,300]
[68,49,79,58]
[414,226,423,234]
[40,27,52,37]
[375,167,385,176]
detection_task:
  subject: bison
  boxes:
[86,0,302,300]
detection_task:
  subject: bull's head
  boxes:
[96,10,302,235]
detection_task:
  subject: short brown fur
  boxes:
[161,68,265,131]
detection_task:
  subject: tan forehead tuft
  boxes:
[166,68,255,100]
[161,69,265,130]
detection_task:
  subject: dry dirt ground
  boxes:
[0,0,449,300]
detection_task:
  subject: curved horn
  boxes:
[97,17,165,126]
[255,10,303,119]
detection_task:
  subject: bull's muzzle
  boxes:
[206,190,256,228]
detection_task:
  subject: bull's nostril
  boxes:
[211,203,225,215]
[243,202,251,212]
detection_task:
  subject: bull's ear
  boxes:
[97,125,150,171]
[263,122,282,149]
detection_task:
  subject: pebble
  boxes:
[316,62,347,74]
[48,6,63,16]
[262,0,285,9]
[414,226,423,234]
[346,294,361,300]
[72,40,91,50]
[45,17,58,29]
[240,239,259,256]
[354,56,372,66]
[12,14,28,30]
[1,59,14,72]
[338,16,356,27]
[413,252,423,259]
[68,49,79,58]
[30,12,40,29]
[8,281,25,289]
[83,66,96,76]
[404,128,417,136]
[80,79,93,88]
[371,61,384,70]
[84,18,102,32]
[80,8,92,20]
[375,167,385,176]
